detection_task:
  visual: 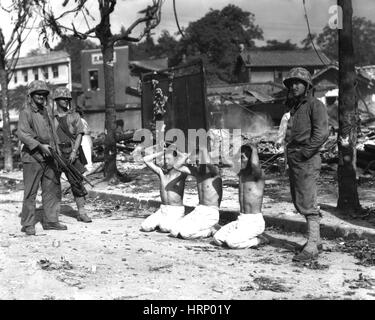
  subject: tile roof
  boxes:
[240,49,331,67]
[15,51,70,69]
[207,83,276,103]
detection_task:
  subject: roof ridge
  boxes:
[17,50,70,60]
[239,49,331,67]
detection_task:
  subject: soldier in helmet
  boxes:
[17,80,67,235]
[53,86,92,223]
[283,67,329,262]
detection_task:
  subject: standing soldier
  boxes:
[53,87,92,223]
[283,67,329,262]
[17,80,67,235]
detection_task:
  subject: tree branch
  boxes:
[110,16,151,43]
[110,0,163,44]
[4,6,28,53]
[6,14,37,81]
[39,0,163,47]
[54,0,88,21]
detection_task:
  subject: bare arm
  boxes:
[68,133,83,163]
[275,112,290,145]
[143,150,164,176]
[69,113,85,163]
[172,149,197,176]
[250,145,263,180]
[74,134,83,152]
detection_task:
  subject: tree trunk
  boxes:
[101,42,117,181]
[337,0,361,212]
[0,59,13,171]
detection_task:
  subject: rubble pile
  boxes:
[92,130,136,163]
[256,141,280,155]
[320,136,338,164]
[242,131,282,163]
[240,126,375,174]
[357,128,375,170]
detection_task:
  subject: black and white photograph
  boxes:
[0,0,375,305]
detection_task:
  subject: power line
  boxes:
[173,0,185,38]
[302,0,329,66]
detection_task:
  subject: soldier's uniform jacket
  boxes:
[17,101,59,163]
[54,109,87,175]
[285,95,329,160]
[54,110,85,144]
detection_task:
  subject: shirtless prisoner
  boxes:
[140,149,187,233]
[170,147,223,239]
[214,144,265,249]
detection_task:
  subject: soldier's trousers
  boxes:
[287,151,321,216]
[21,161,61,227]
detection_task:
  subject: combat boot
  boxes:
[293,215,320,262]
[42,222,67,230]
[75,197,92,223]
[21,225,36,236]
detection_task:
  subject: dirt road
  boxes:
[1,186,375,300]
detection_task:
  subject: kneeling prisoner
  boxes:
[170,147,223,239]
[141,149,187,233]
[214,144,265,249]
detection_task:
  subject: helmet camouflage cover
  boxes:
[283,67,313,88]
[27,80,50,96]
[53,86,72,100]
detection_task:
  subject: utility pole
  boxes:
[337,0,361,213]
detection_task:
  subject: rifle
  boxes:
[49,147,94,188]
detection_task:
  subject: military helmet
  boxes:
[283,67,313,88]
[27,80,50,96]
[53,87,72,100]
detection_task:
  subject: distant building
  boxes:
[234,49,331,84]
[1,51,71,130]
[312,64,339,98]
[8,50,71,90]
[80,46,168,134]
[207,83,287,127]
[311,64,375,127]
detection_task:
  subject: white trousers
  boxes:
[213,213,265,249]
[81,134,93,171]
[141,204,185,233]
[170,205,219,239]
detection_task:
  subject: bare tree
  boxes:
[0,0,39,171]
[38,0,163,182]
[337,0,361,213]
